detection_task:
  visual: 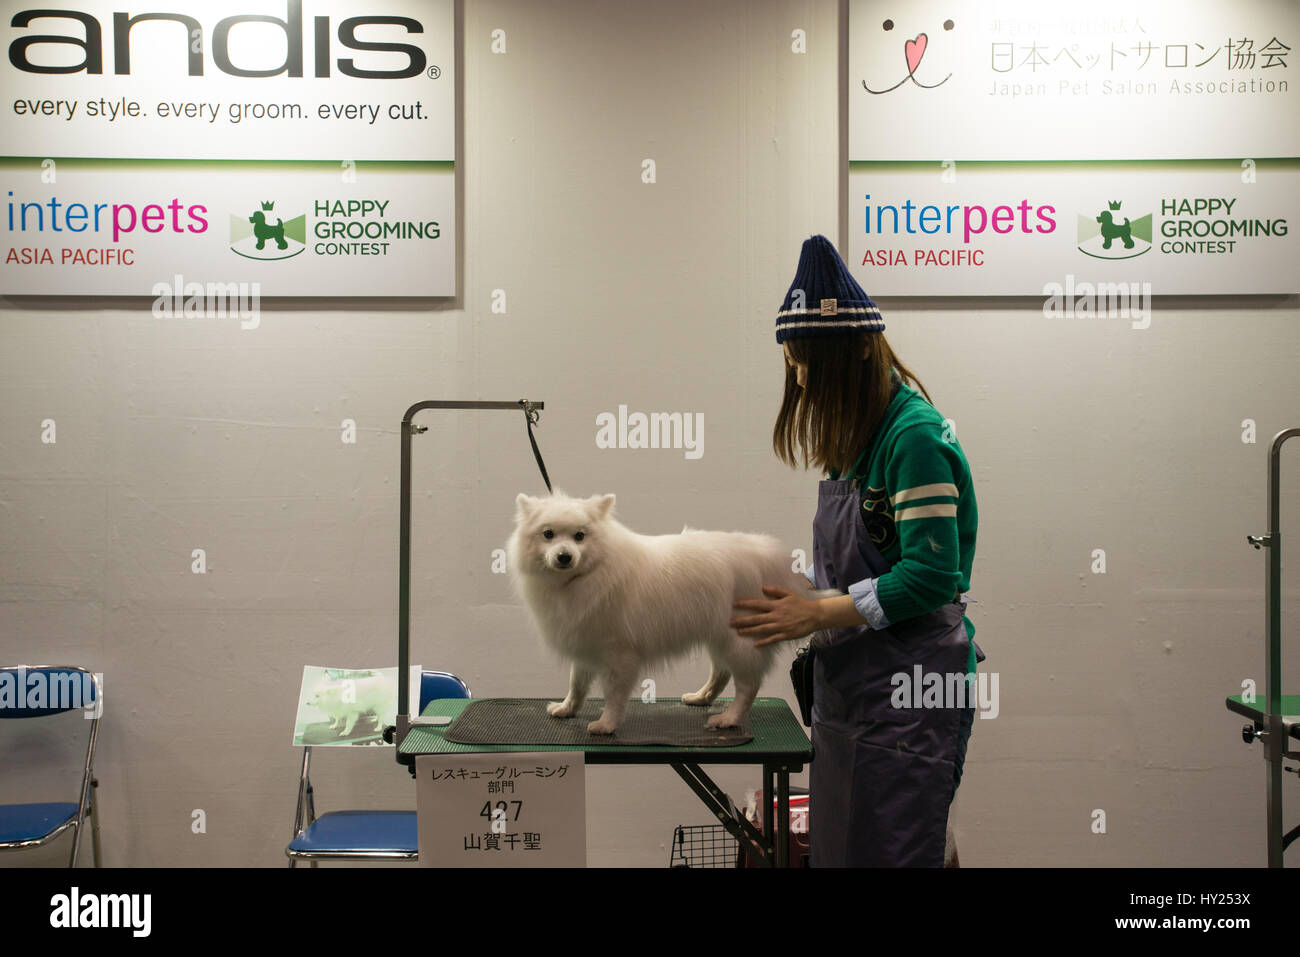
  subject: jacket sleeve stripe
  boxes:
[890,482,958,506]
[895,503,958,521]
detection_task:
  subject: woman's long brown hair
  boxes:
[772,332,932,476]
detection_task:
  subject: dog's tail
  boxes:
[276,218,284,227]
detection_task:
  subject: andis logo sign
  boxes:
[7,1,427,79]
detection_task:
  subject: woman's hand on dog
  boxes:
[731,585,825,647]
[731,586,871,646]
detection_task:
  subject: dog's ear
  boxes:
[590,493,616,520]
[515,493,537,521]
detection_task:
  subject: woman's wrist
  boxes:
[815,593,870,630]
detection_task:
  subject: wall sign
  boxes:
[1,0,455,297]
[848,0,1298,295]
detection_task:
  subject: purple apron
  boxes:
[809,477,975,867]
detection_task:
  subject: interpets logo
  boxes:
[5,192,208,242]
[859,192,1057,266]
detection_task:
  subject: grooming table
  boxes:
[398,696,812,867]
[390,400,810,866]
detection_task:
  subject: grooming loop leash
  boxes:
[520,399,553,494]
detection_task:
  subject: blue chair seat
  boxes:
[0,802,79,845]
[287,810,417,857]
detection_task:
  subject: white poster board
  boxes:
[0,0,455,296]
[847,0,1299,295]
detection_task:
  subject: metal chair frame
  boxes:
[0,664,103,867]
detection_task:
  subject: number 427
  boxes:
[480,800,522,821]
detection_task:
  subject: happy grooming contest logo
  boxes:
[229,200,306,261]
[1076,200,1153,260]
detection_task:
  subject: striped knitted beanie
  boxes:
[775,234,884,342]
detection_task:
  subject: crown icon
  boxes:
[1107,200,1122,211]
[261,201,275,211]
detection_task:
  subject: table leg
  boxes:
[762,764,775,868]
[671,762,771,867]
[776,766,790,869]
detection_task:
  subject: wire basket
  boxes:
[668,824,740,868]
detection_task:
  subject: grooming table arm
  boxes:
[394,400,545,755]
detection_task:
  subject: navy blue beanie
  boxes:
[775,235,884,343]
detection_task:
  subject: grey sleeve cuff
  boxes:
[847,577,891,629]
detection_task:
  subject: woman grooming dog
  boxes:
[728,234,983,868]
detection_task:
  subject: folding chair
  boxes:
[0,665,102,867]
[286,669,469,866]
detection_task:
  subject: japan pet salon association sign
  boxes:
[847,0,1299,295]
[0,0,454,296]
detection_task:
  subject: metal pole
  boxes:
[396,400,544,755]
[1264,428,1299,866]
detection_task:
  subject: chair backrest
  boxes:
[419,671,470,711]
[0,666,99,719]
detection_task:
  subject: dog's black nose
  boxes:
[556,551,572,567]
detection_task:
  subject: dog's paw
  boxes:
[586,718,618,735]
[546,701,576,718]
[706,711,741,730]
[681,691,710,707]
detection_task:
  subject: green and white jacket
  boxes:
[804,373,979,674]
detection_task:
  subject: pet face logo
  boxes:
[1076,200,1153,260]
[862,15,954,93]
[229,200,306,261]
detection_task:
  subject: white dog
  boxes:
[506,490,833,735]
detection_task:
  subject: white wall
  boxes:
[2,0,1298,868]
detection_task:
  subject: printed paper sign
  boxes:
[291,665,421,747]
[416,753,587,867]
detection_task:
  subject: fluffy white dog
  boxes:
[506,490,831,735]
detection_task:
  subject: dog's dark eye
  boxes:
[943,19,954,30]
[543,529,554,540]
[882,19,894,30]
[574,531,585,542]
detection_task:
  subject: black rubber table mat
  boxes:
[444,697,754,747]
